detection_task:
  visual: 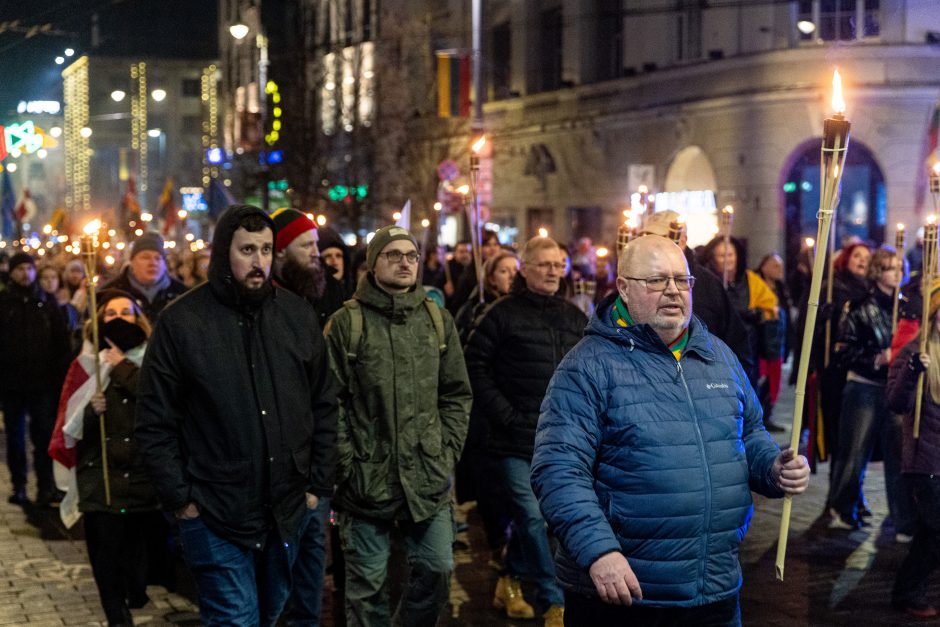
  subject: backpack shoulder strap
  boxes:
[424,298,447,353]
[344,299,363,363]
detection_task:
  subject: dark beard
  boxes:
[235,272,273,308]
[280,256,326,301]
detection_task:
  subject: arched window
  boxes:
[782,138,886,272]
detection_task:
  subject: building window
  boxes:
[539,7,563,92]
[596,0,623,81]
[182,78,201,97]
[491,22,511,99]
[798,0,879,42]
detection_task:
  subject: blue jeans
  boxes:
[502,456,564,610]
[285,497,331,626]
[829,381,900,521]
[338,505,454,627]
[178,516,297,627]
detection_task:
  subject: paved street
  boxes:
[1,375,939,625]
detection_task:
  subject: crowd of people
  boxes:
[0,201,936,624]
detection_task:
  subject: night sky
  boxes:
[0,0,217,117]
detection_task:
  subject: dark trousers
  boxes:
[285,496,331,626]
[84,510,167,625]
[563,592,741,627]
[893,474,940,607]
[2,391,57,494]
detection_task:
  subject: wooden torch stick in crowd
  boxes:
[469,134,486,304]
[891,223,905,334]
[720,205,734,288]
[80,219,112,507]
[823,216,838,368]
[776,69,851,581]
[916,167,940,438]
[668,215,685,246]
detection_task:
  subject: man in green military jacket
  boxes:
[324,225,472,627]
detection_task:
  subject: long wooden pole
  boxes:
[81,231,111,506]
[891,225,906,334]
[915,171,940,438]
[776,104,850,580]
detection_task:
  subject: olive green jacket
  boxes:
[324,275,471,522]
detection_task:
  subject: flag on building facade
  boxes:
[0,168,15,239]
[207,176,236,220]
[14,188,37,225]
[119,176,141,227]
[437,51,471,118]
[49,207,69,234]
[157,178,178,235]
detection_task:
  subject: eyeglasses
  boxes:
[528,262,567,272]
[378,250,419,264]
[622,275,696,291]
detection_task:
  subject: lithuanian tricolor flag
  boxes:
[437,51,471,118]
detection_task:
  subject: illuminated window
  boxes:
[797,0,879,42]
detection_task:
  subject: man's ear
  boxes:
[615,276,630,303]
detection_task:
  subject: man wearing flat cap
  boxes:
[100,231,186,322]
[324,224,471,626]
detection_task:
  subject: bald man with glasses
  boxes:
[531,235,809,626]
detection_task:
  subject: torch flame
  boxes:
[723,205,734,215]
[804,237,815,248]
[897,223,905,231]
[832,69,845,114]
[928,215,937,226]
[471,135,486,154]
[932,162,940,176]
[83,219,102,235]
[676,215,686,225]
[638,185,648,194]
[538,227,549,238]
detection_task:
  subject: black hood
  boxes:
[208,204,276,308]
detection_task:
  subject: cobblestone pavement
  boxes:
[2,377,939,625]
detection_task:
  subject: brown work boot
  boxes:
[543,605,564,627]
[493,575,535,619]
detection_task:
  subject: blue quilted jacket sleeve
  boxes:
[531,348,622,570]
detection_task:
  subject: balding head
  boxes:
[616,235,693,345]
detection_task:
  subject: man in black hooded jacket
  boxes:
[136,205,338,626]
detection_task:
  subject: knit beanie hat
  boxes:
[131,231,165,259]
[929,278,940,319]
[8,252,35,271]
[270,208,317,253]
[366,225,418,271]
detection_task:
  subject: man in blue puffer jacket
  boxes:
[531,235,810,625]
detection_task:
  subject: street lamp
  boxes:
[229,23,250,40]
[151,89,167,102]
[79,127,92,138]
[111,90,126,102]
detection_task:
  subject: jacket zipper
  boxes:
[676,359,711,601]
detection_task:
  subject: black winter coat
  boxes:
[0,282,71,395]
[464,282,587,460]
[77,358,161,513]
[685,253,753,378]
[834,288,893,383]
[136,205,339,549]
[99,266,187,322]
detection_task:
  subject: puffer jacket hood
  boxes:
[208,204,275,307]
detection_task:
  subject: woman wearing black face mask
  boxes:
[50,290,168,626]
